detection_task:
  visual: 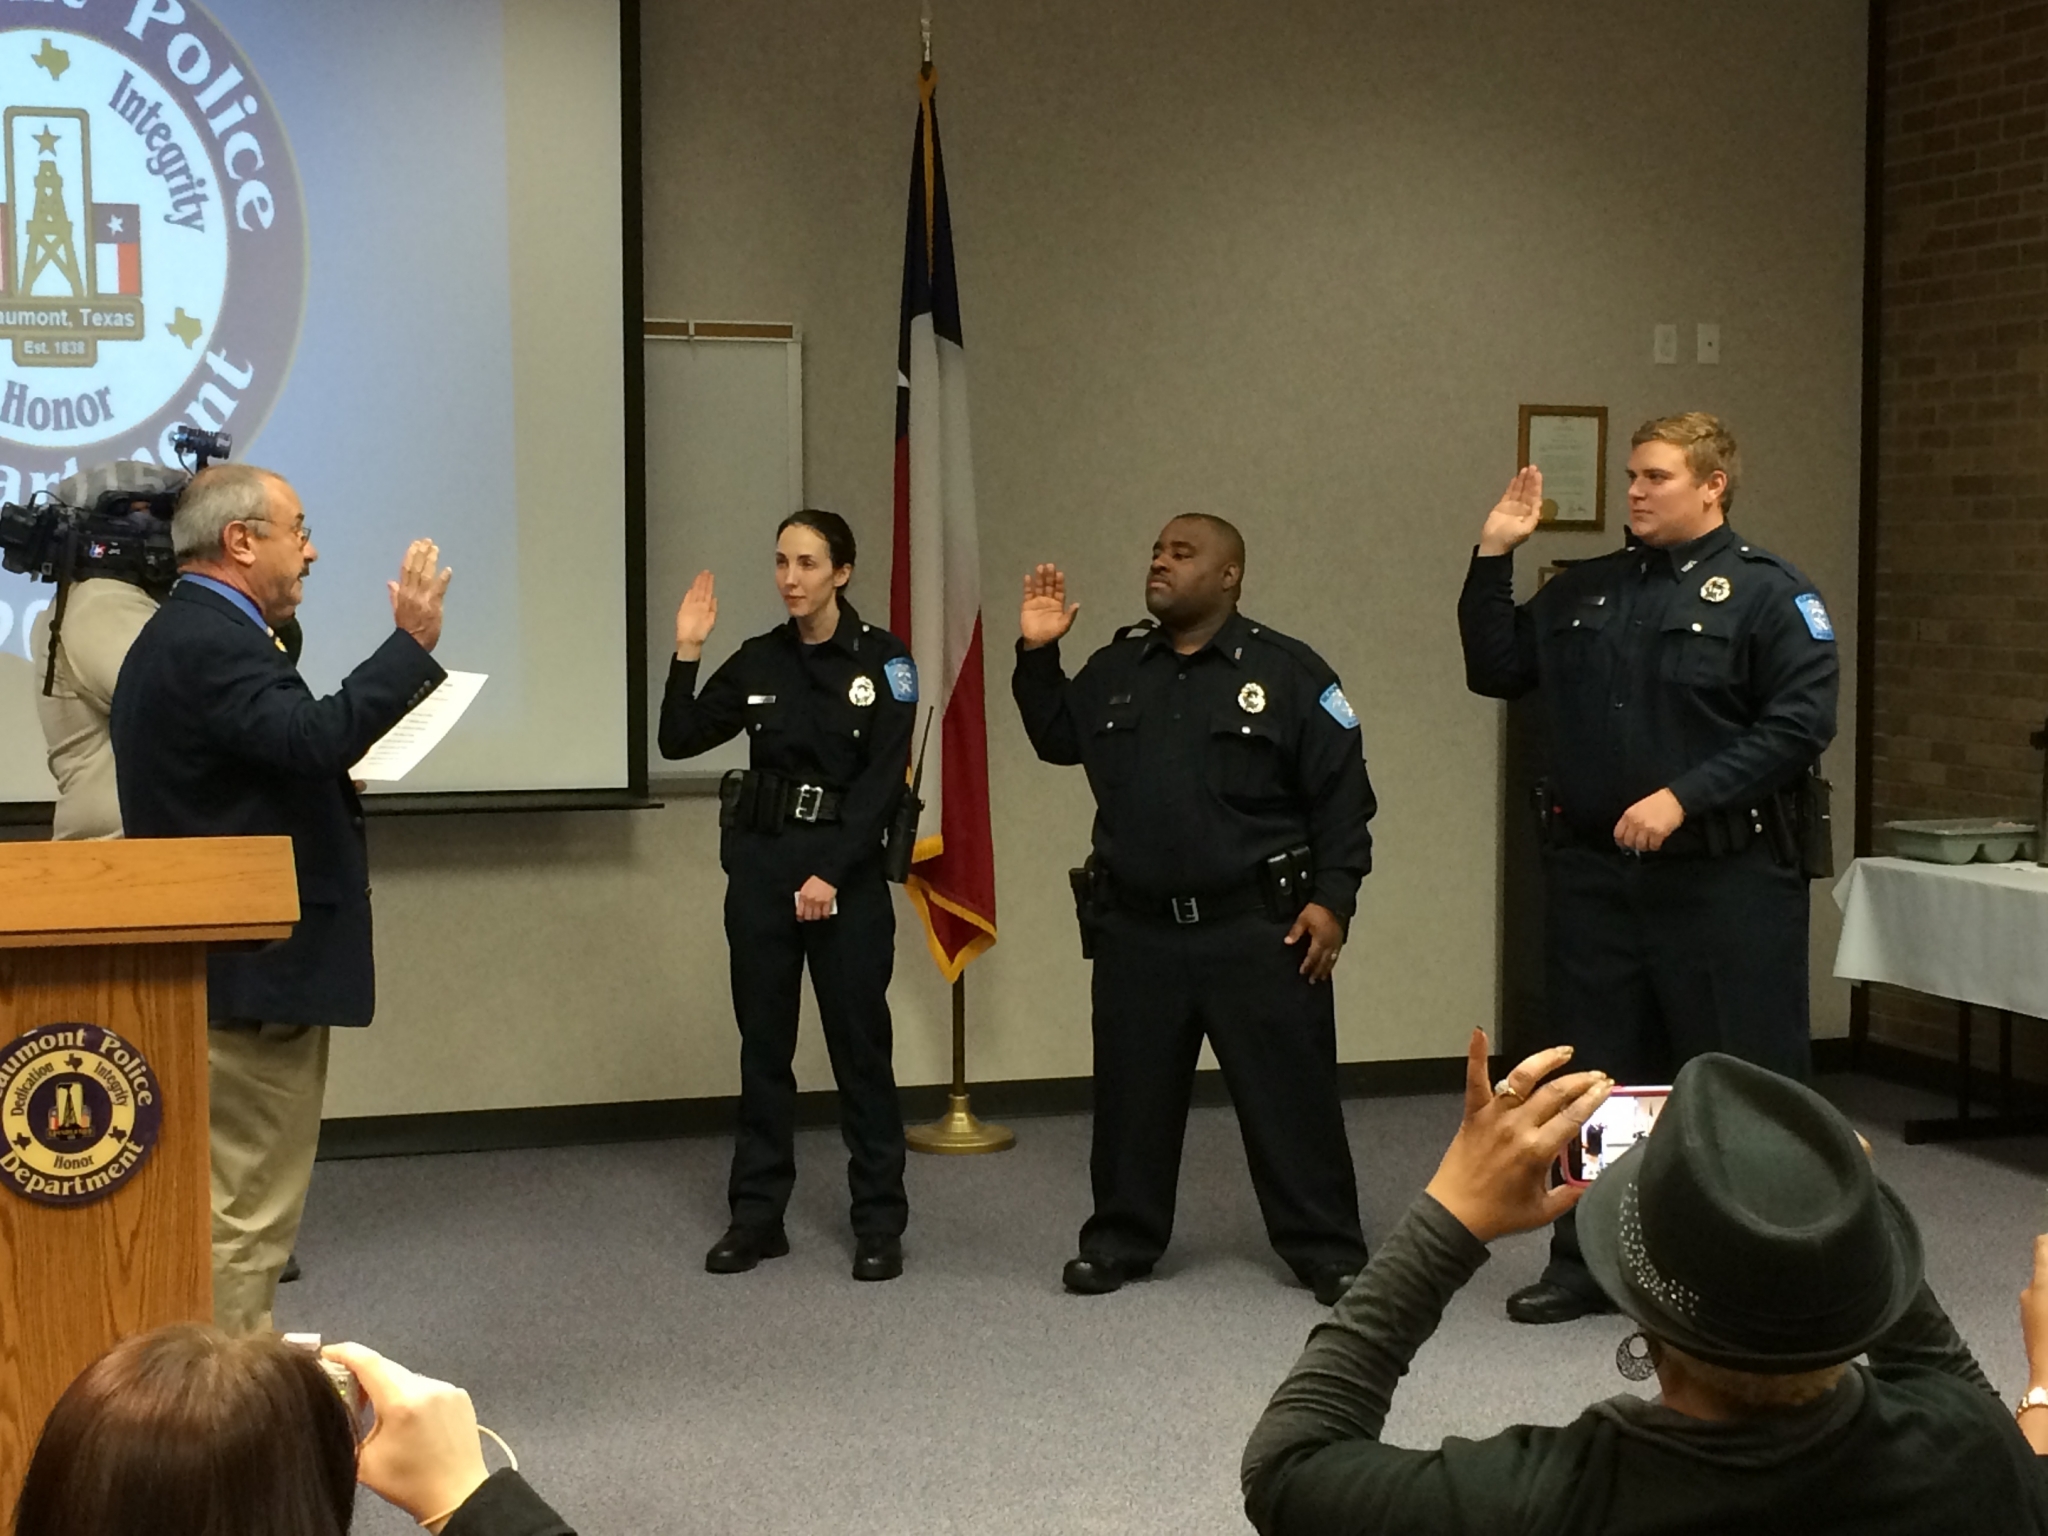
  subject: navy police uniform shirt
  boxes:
[658,598,916,885]
[1012,609,1376,917]
[1457,522,1839,839]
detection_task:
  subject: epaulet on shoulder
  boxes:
[1112,619,1158,643]
[1730,540,1810,585]
[1239,619,1327,677]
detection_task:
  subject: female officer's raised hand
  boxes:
[675,569,718,660]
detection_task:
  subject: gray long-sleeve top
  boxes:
[1243,1195,2048,1536]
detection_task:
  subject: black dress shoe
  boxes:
[1304,1262,1361,1306]
[279,1253,302,1285]
[852,1234,903,1282]
[704,1224,790,1274]
[1061,1254,1153,1295]
[1505,1280,1618,1325]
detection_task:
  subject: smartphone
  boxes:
[1560,1085,1670,1186]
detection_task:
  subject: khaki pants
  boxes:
[209,1022,330,1336]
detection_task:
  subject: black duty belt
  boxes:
[1106,874,1268,925]
[719,769,845,832]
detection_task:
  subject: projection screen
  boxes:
[0,0,637,806]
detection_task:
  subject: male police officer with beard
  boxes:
[1013,515,1375,1304]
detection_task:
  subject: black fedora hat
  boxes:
[1578,1053,1924,1373]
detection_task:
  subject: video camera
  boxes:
[0,426,229,590]
[0,426,231,692]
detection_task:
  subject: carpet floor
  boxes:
[282,1073,2047,1535]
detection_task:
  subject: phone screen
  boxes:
[1562,1086,1670,1186]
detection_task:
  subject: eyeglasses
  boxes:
[238,516,312,547]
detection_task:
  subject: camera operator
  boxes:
[22,461,185,840]
[111,462,451,1336]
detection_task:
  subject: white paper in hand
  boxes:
[352,671,487,782]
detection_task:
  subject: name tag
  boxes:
[746,694,777,705]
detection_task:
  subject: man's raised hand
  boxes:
[675,569,718,660]
[1021,563,1079,649]
[1477,467,1545,557]
[389,539,453,653]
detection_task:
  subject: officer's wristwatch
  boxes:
[2015,1385,2048,1422]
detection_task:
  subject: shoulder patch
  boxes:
[1319,683,1360,729]
[1793,592,1835,642]
[883,656,918,703]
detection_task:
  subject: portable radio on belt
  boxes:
[883,706,934,884]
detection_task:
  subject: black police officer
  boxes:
[1458,412,1839,1324]
[1013,514,1376,1304]
[659,509,916,1282]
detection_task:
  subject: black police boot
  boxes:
[1505,1280,1618,1325]
[704,1223,790,1275]
[852,1233,903,1282]
[1061,1254,1153,1295]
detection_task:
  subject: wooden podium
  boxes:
[0,837,297,1503]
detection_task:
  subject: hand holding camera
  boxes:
[320,1340,491,1533]
[1423,1028,1612,1245]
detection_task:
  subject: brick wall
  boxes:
[1872,0,2048,1065]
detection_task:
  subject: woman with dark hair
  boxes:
[13,1326,572,1536]
[659,508,918,1282]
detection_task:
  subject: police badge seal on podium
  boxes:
[0,1022,162,1207]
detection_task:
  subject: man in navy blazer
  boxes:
[112,462,450,1335]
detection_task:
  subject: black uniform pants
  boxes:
[721,855,907,1237]
[1539,838,1810,1299]
[1081,906,1367,1277]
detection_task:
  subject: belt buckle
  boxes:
[792,784,824,823]
[1171,895,1200,925]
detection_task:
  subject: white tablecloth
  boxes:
[1832,856,2048,1016]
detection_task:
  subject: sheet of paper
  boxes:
[352,671,488,782]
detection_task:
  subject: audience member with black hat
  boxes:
[1242,1031,2048,1533]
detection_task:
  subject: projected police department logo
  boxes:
[0,3,304,496]
[0,1023,162,1207]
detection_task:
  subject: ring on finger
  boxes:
[1492,1079,1523,1103]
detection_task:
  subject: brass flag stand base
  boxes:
[906,975,1014,1155]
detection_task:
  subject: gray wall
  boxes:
[325,0,1871,1119]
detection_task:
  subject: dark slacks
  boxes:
[1540,838,1810,1298]
[1081,906,1367,1276]
[722,852,907,1237]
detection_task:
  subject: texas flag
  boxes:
[91,204,140,296]
[889,61,996,980]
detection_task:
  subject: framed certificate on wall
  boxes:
[1518,404,1607,531]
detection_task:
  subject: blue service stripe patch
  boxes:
[1794,593,1835,642]
[1319,683,1359,729]
[884,656,919,702]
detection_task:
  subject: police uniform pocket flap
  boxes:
[1549,596,1613,634]
[1094,695,1143,735]
[1659,608,1737,641]
[1209,706,1285,743]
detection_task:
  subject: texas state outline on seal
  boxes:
[0,0,306,508]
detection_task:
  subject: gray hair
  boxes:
[171,464,286,561]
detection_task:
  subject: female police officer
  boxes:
[660,509,917,1282]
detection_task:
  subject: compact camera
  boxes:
[282,1332,375,1434]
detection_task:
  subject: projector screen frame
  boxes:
[0,0,650,825]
